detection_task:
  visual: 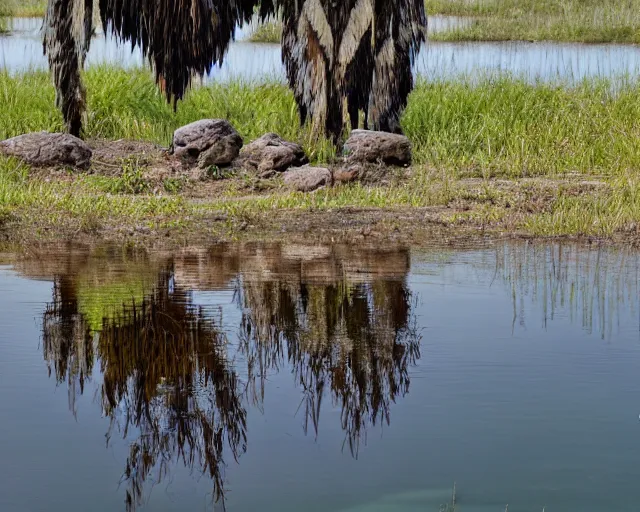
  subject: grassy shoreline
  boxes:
[2,67,640,247]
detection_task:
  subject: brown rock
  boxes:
[343,129,412,165]
[283,166,332,192]
[0,131,92,169]
[171,119,243,168]
[237,133,308,174]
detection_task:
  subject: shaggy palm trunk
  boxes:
[45,0,427,143]
[279,0,426,140]
[44,0,93,136]
[368,0,426,133]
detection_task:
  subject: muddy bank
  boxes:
[1,137,637,252]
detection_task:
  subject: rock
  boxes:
[237,133,308,174]
[343,129,412,166]
[171,119,243,168]
[0,131,92,169]
[283,166,332,192]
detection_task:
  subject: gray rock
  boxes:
[343,129,412,165]
[0,131,92,169]
[237,133,308,174]
[172,119,243,168]
[283,166,332,192]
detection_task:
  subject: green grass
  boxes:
[0,67,335,163]
[0,155,187,236]
[404,76,640,178]
[5,68,640,179]
[525,175,640,236]
[248,20,282,43]
[427,0,640,43]
[3,67,640,240]
[0,0,47,17]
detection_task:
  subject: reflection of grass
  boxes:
[427,0,640,43]
[77,279,149,332]
[73,258,157,332]
[494,242,640,339]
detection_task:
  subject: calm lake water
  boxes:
[3,16,640,83]
[0,241,639,512]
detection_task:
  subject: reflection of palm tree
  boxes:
[238,268,420,457]
[43,265,247,512]
[38,243,421,509]
[43,275,93,415]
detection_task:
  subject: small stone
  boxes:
[343,129,412,166]
[171,119,243,168]
[0,131,92,169]
[282,165,332,192]
[236,133,308,174]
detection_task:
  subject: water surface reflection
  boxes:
[32,245,419,510]
[2,241,640,512]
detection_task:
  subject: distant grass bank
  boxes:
[248,0,640,45]
[3,0,640,44]
[0,0,46,17]
[2,67,640,245]
[427,0,640,43]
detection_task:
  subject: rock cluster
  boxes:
[0,123,413,193]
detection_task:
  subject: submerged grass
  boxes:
[427,0,640,43]
[2,67,640,241]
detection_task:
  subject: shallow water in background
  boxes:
[0,241,639,512]
[3,16,640,84]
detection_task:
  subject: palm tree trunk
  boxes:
[44,0,94,137]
